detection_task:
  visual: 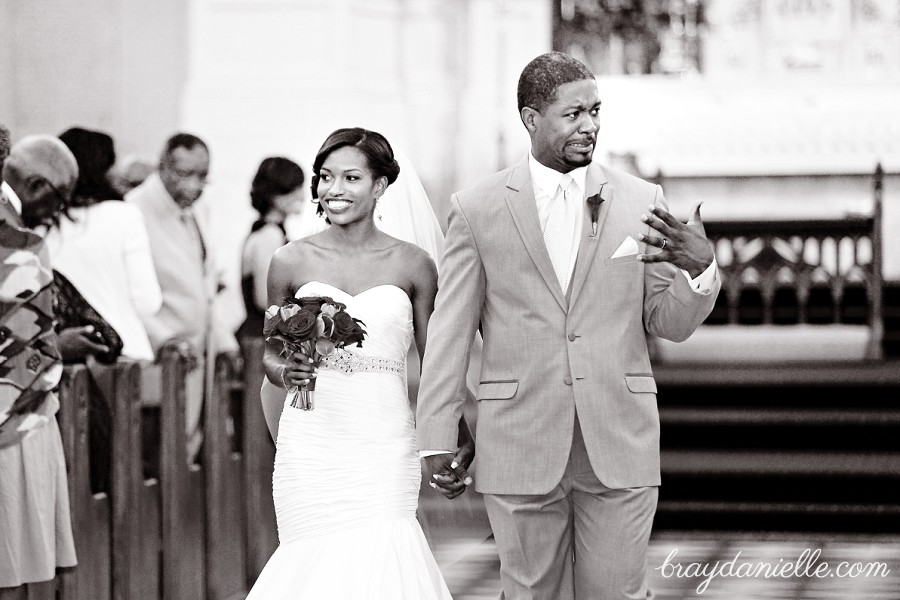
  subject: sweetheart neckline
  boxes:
[298,281,411,305]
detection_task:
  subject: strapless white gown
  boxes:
[246,281,452,599]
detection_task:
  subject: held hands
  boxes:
[423,452,473,500]
[638,202,715,279]
[422,419,475,500]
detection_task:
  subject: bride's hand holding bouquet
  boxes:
[264,295,366,410]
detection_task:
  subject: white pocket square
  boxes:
[611,236,639,258]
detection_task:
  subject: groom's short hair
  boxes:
[517,52,594,114]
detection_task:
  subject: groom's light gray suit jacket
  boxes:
[417,158,719,495]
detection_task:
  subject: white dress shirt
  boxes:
[528,153,717,293]
[528,154,587,293]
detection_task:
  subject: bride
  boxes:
[246,128,473,599]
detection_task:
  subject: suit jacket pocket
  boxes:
[625,374,657,394]
[604,254,639,266]
[477,380,519,401]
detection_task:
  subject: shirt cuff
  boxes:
[419,450,453,459]
[681,257,719,294]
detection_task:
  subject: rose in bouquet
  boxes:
[264,296,366,410]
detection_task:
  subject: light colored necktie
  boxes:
[543,173,574,294]
[181,208,207,262]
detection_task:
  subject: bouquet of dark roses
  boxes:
[263,296,366,410]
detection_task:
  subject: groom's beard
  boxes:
[561,137,596,169]
[563,152,594,170]
[566,154,593,168]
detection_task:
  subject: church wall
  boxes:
[0,0,188,158]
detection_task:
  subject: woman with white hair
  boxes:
[1,133,79,588]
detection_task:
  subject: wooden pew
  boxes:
[57,366,111,600]
[204,353,247,599]
[2,350,263,600]
[0,582,56,600]
[157,349,206,600]
[110,360,160,600]
[240,339,278,584]
[0,362,149,600]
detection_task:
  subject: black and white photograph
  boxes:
[2,1,899,599]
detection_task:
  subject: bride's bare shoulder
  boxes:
[393,240,434,269]
[273,234,326,261]
[392,241,437,288]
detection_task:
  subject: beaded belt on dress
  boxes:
[320,348,406,376]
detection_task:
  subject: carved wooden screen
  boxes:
[701,165,884,359]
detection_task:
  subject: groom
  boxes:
[417,52,720,599]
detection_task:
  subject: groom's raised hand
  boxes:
[638,202,715,279]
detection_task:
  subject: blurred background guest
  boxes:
[1,124,19,211]
[127,133,223,462]
[44,126,163,494]
[108,154,155,198]
[0,131,78,588]
[236,156,305,343]
[46,126,162,362]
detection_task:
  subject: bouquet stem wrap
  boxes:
[289,342,318,411]
[288,379,316,410]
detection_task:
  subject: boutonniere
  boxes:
[587,192,604,238]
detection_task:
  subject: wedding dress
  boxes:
[246,280,452,599]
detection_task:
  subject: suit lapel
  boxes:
[504,159,568,312]
[0,199,24,228]
[568,163,612,308]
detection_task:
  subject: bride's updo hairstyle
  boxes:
[311,127,401,218]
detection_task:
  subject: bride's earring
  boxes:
[311,197,326,219]
[375,197,382,221]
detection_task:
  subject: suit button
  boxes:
[564,376,573,385]
[568,333,577,341]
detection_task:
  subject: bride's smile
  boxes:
[325,198,352,210]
